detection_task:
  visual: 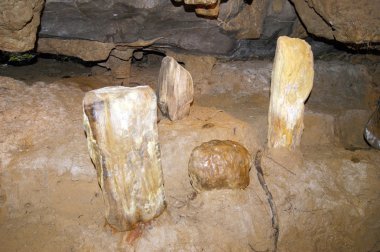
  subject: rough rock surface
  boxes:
[194,0,220,18]
[107,54,132,81]
[218,0,269,39]
[83,86,166,231]
[0,0,45,52]
[268,36,314,149]
[188,140,251,192]
[37,38,115,61]
[158,56,194,121]
[291,0,380,45]
[38,0,295,56]
[165,51,216,91]
[261,148,380,251]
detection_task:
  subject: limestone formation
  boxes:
[37,38,115,61]
[290,0,380,46]
[39,0,266,55]
[158,56,194,121]
[98,49,133,82]
[188,140,251,193]
[83,86,166,231]
[218,0,268,39]
[268,36,314,149]
[0,0,45,52]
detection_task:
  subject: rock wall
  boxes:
[291,0,380,46]
[0,0,45,52]
[36,0,300,56]
[2,0,379,55]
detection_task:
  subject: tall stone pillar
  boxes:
[83,86,166,231]
[268,36,314,149]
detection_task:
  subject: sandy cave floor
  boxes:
[0,57,380,252]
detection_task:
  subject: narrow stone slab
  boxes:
[83,86,166,231]
[268,36,314,149]
[158,56,194,121]
[188,140,251,193]
[364,101,380,149]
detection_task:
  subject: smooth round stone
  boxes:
[188,140,251,192]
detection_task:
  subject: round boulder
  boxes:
[188,140,251,192]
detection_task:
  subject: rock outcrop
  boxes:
[0,0,45,52]
[83,86,166,231]
[37,38,115,61]
[188,140,251,192]
[38,0,273,55]
[291,0,380,45]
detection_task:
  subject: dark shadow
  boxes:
[38,53,99,67]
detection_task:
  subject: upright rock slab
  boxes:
[158,56,194,121]
[83,86,166,231]
[268,36,314,149]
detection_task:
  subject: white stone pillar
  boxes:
[83,86,166,231]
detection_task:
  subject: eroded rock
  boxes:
[38,0,274,56]
[0,0,45,52]
[37,38,115,61]
[83,86,166,231]
[158,56,194,121]
[218,0,269,39]
[188,140,251,192]
[99,49,133,82]
[291,0,380,46]
[195,0,220,18]
[268,36,314,149]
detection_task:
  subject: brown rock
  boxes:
[195,0,220,18]
[290,0,380,45]
[217,0,268,39]
[158,56,194,121]
[188,140,251,192]
[0,0,45,52]
[99,49,133,82]
[37,38,115,61]
[83,86,166,231]
[268,36,314,149]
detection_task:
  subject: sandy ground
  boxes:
[0,56,379,251]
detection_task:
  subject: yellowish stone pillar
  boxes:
[268,36,314,149]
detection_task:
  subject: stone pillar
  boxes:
[101,49,133,84]
[268,36,314,149]
[83,86,166,231]
[158,56,194,121]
